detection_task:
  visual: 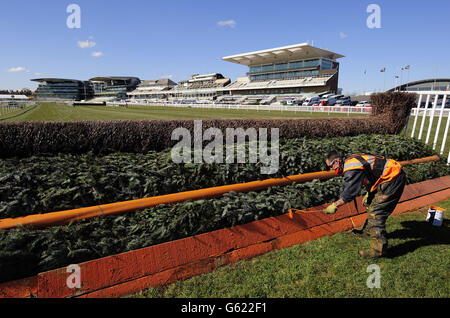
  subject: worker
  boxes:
[323,150,407,258]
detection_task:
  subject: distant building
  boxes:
[388,78,450,92]
[0,94,29,101]
[128,79,177,100]
[167,73,231,101]
[90,77,141,99]
[31,78,94,101]
[220,43,344,103]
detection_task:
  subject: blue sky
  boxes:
[1,0,449,94]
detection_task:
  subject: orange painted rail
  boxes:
[1,175,448,298]
[0,155,440,230]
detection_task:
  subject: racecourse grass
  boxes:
[130,198,450,298]
[0,102,366,122]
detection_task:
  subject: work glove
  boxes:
[324,203,338,214]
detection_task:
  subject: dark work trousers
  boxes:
[366,170,407,253]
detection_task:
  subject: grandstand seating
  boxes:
[225,75,333,91]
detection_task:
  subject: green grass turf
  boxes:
[130,198,450,298]
[0,102,367,122]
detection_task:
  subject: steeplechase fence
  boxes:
[405,91,450,164]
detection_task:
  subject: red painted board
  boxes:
[0,177,448,298]
[79,218,353,298]
[0,277,37,298]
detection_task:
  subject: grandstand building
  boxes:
[388,78,450,92]
[128,79,177,101]
[219,43,344,104]
[90,77,141,100]
[166,73,231,101]
[31,78,94,101]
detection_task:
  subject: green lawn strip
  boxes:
[130,198,450,298]
[0,103,367,122]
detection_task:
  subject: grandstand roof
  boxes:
[31,78,83,83]
[89,76,141,82]
[222,43,344,66]
[387,78,450,92]
[140,79,177,86]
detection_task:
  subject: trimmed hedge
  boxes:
[1,134,444,219]
[0,92,416,158]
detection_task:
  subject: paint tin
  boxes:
[426,206,445,227]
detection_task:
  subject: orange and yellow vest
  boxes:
[343,154,402,193]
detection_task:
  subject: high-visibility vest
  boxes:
[343,154,402,193]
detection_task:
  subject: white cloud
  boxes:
[8,67,28,73]
[77,40,96,49]
[217,20,236,28]
[91,51,104,58]
[339,32,348,39]
[160,75,173,79]
[34,72,43,76]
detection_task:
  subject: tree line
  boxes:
[0,89,33,96]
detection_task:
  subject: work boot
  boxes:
[358,248,384,259]
[359,236,388,259]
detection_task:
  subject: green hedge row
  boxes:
[0,134,443,219]
[0,92,416,158]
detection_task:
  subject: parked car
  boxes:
[356,101,371,107]
[303,96,320,106]
[293,99,305,105]
[286,99,296,106]
[320,93,335,99]
[335,96,352,106]
[335,99,352,106]
[320,95,337,106]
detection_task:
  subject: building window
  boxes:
[304,59,319,67]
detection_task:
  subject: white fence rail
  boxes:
[405,91,450,164]
[0,101,35,117]
[107,101,373,115]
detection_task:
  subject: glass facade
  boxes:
[92,78,141,97]
[250,70,319,81]
[248,58,337,82]
[321,59,333,70]
[34,81,94,100]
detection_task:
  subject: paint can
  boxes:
[426,206,445,227]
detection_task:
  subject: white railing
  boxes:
[0,101,35,117]
[108,101,372,115]
[405,91,450,164]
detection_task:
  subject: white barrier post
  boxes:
[411,94,424,138]
[425,94,439,145]
[433,95,447,150]
[417,94,431,140]
[440,108,450,156]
